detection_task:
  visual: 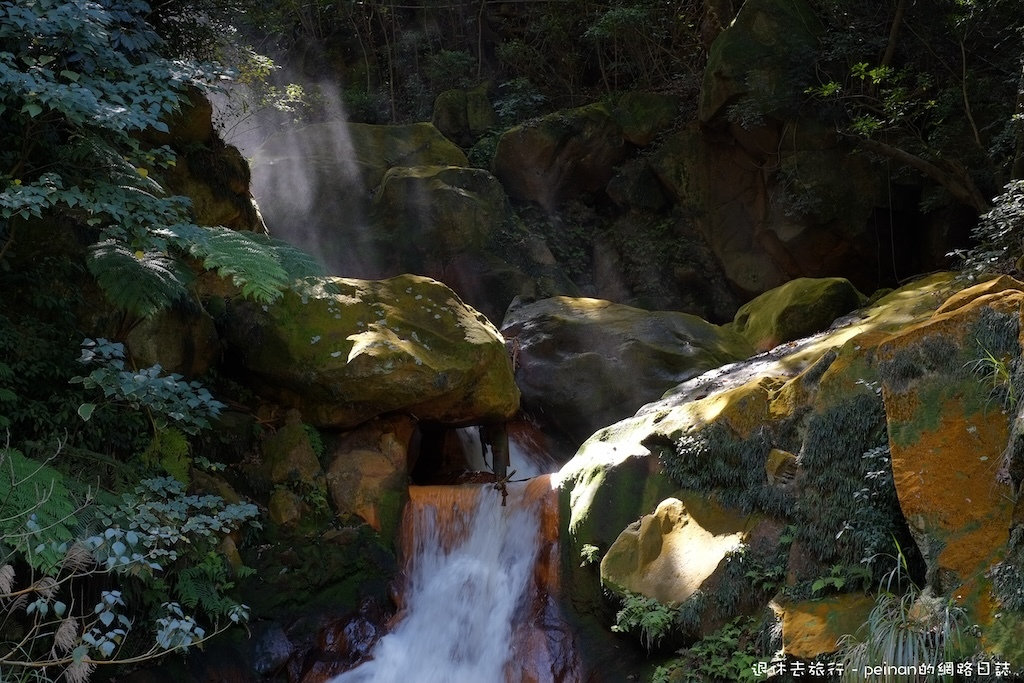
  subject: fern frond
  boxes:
[0,448,81,570]
[189,227,291,303]
[87,240,193,318]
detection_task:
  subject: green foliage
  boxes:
[0,445,83,570]
[579,543,601,567]
[804,0,1022,211]
[811,563,873,596]
[0,451,256,680]
[796,394,899,570]
[662,422,791,518]
[611,591,676,652]
[955,180,1024,278]
[0,0,324,320]
[71,338,226,436]
[653,616,763,683]
[493,77,548,125]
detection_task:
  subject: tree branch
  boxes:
[858,137,991,213]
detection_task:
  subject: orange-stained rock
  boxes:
[326,416,415,537]
[878,285,1020,606]
[773,594,875,658]
[935,275,1024,315]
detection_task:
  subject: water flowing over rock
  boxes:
[502,296,754,445]
[220,274,519,428]
[331,479,582,683]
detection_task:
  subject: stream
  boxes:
[332,434,581,683]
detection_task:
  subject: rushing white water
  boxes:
[332,483,543,683]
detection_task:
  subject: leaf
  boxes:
[77,403,96,421]
[21,103,42,117]
[99,610,114,627]
[87,241,192,318]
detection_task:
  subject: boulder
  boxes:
[649,123,888,297]
[125,304,220,377]
[492,103,627,210]
[326,416,415,538]
[501,296,754,444]
[699,0,822,125]
[601,495,751,606]
[727,277,865,351]
[162,138,263,232]
[259,409,324,488]
[612,92,680,146]
[878,282,1020,616]
[556,274,980,669]
[221,274,519,428]
[771,595,875,658]
[367,164,577,322]
[432,84,498,145]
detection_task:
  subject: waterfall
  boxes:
[332,430,580,683]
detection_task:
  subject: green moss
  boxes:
[657,422,793,518]
[797,392,897,568]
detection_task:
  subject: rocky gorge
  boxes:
[4,0,1024,681]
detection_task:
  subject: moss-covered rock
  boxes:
[772,594,875,658]
[325,415,414,540]
[125,303,220,377]
[367,165,540,321]
[492,103,627,210]
[221,274,519,428]
[612,92,680,146]
[501,296,754,444]
[250,122,468,273]
[699,0,822,125]
[727,277,865,352]
[432,84,498,146]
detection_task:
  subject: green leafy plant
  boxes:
[71,338,225,436]
[611,591,675,652]
[0,448,256,682]
[811,563,873,596]
[837,547,973,682]
[653,616,763,683]
[0,0,324,321]
[579,543,601,567]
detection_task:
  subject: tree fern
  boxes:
[87,240,194,318]
[186,226,324,302]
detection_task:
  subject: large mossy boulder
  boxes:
[557,273,983,666]
[432,84,498,146]
[220,274,519,428]
[492,103,627,210]
[728,277,865,352]
[699,0,822,125]
[368,165,534,321]
[612,92,680,146]
[501,296,754,445]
